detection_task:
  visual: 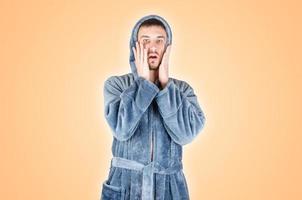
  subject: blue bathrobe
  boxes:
[100,14,206,200]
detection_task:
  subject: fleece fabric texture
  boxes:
[100,14,206,200]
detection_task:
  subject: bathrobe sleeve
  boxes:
[104,76,159,141]
[155,80,206,145]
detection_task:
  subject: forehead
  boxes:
[137,25,167,39]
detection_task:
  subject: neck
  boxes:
[149,69,159,83]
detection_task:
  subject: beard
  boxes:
[148,58,162,70]
[149,64,159,70]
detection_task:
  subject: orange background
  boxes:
[1,0,301,199]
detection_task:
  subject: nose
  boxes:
[144,41,160,52]
[150,46,156,52]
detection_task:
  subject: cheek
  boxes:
[159,48,165,56]
[160,45,167,54]
[160,51,165,59]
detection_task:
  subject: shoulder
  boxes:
[170,77,194,94]
[104,73,135,89]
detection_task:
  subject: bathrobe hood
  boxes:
[129,14,173,79]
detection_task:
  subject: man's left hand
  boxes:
[158,44,172,89]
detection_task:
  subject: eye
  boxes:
[156,39,163,44]
[143,39,150,44]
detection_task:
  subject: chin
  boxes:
[149,65,159,70]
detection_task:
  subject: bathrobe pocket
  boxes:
[101,180,125,200]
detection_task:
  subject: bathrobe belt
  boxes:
[111,156,183,200]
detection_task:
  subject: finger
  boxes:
[160,45,171,68]
[162,49,168,62]
[133,46,140,73]
[143,47,147,67]
[135,42,141,72]
[165,44,171,54]
[136,41,140,59]
[166,45,171,60]
[168,44,172,53]
[139,41,143,64]
[132,46,137,61]
[164,45,171,60]
[134,42,140,71]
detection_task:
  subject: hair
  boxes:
[138,18,166,32]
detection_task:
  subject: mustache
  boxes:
[148,53,159,58]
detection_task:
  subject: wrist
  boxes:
[160,82,168,90]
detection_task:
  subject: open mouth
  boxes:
[148,55,158,60]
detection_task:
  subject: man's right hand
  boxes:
[132,41,150,81]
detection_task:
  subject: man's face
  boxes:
[137,25,167,70]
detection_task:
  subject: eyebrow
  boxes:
[140,35,166,39]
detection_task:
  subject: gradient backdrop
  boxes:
[1,0,301,199]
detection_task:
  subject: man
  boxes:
[100,14,206,200]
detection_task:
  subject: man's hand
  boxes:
[158,44,172,89]
[132,41,150,81]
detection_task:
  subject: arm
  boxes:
[155,80,206,145]
[104,76,159,141]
